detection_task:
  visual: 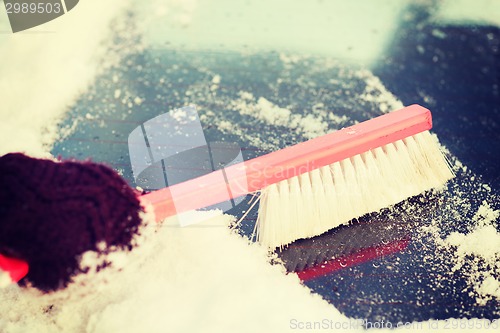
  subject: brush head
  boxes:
[256,130,454,249]
[0,153,143,291]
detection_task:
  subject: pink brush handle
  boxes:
[0,253,29,284]
[143,104,432,221]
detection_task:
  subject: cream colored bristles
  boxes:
[255,131,454,248]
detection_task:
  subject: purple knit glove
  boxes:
[0,153,143,291]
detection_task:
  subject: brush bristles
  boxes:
[255,131,454,248]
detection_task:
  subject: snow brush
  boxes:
[0,104,453,290]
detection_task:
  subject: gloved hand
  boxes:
[0,153,143,292]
